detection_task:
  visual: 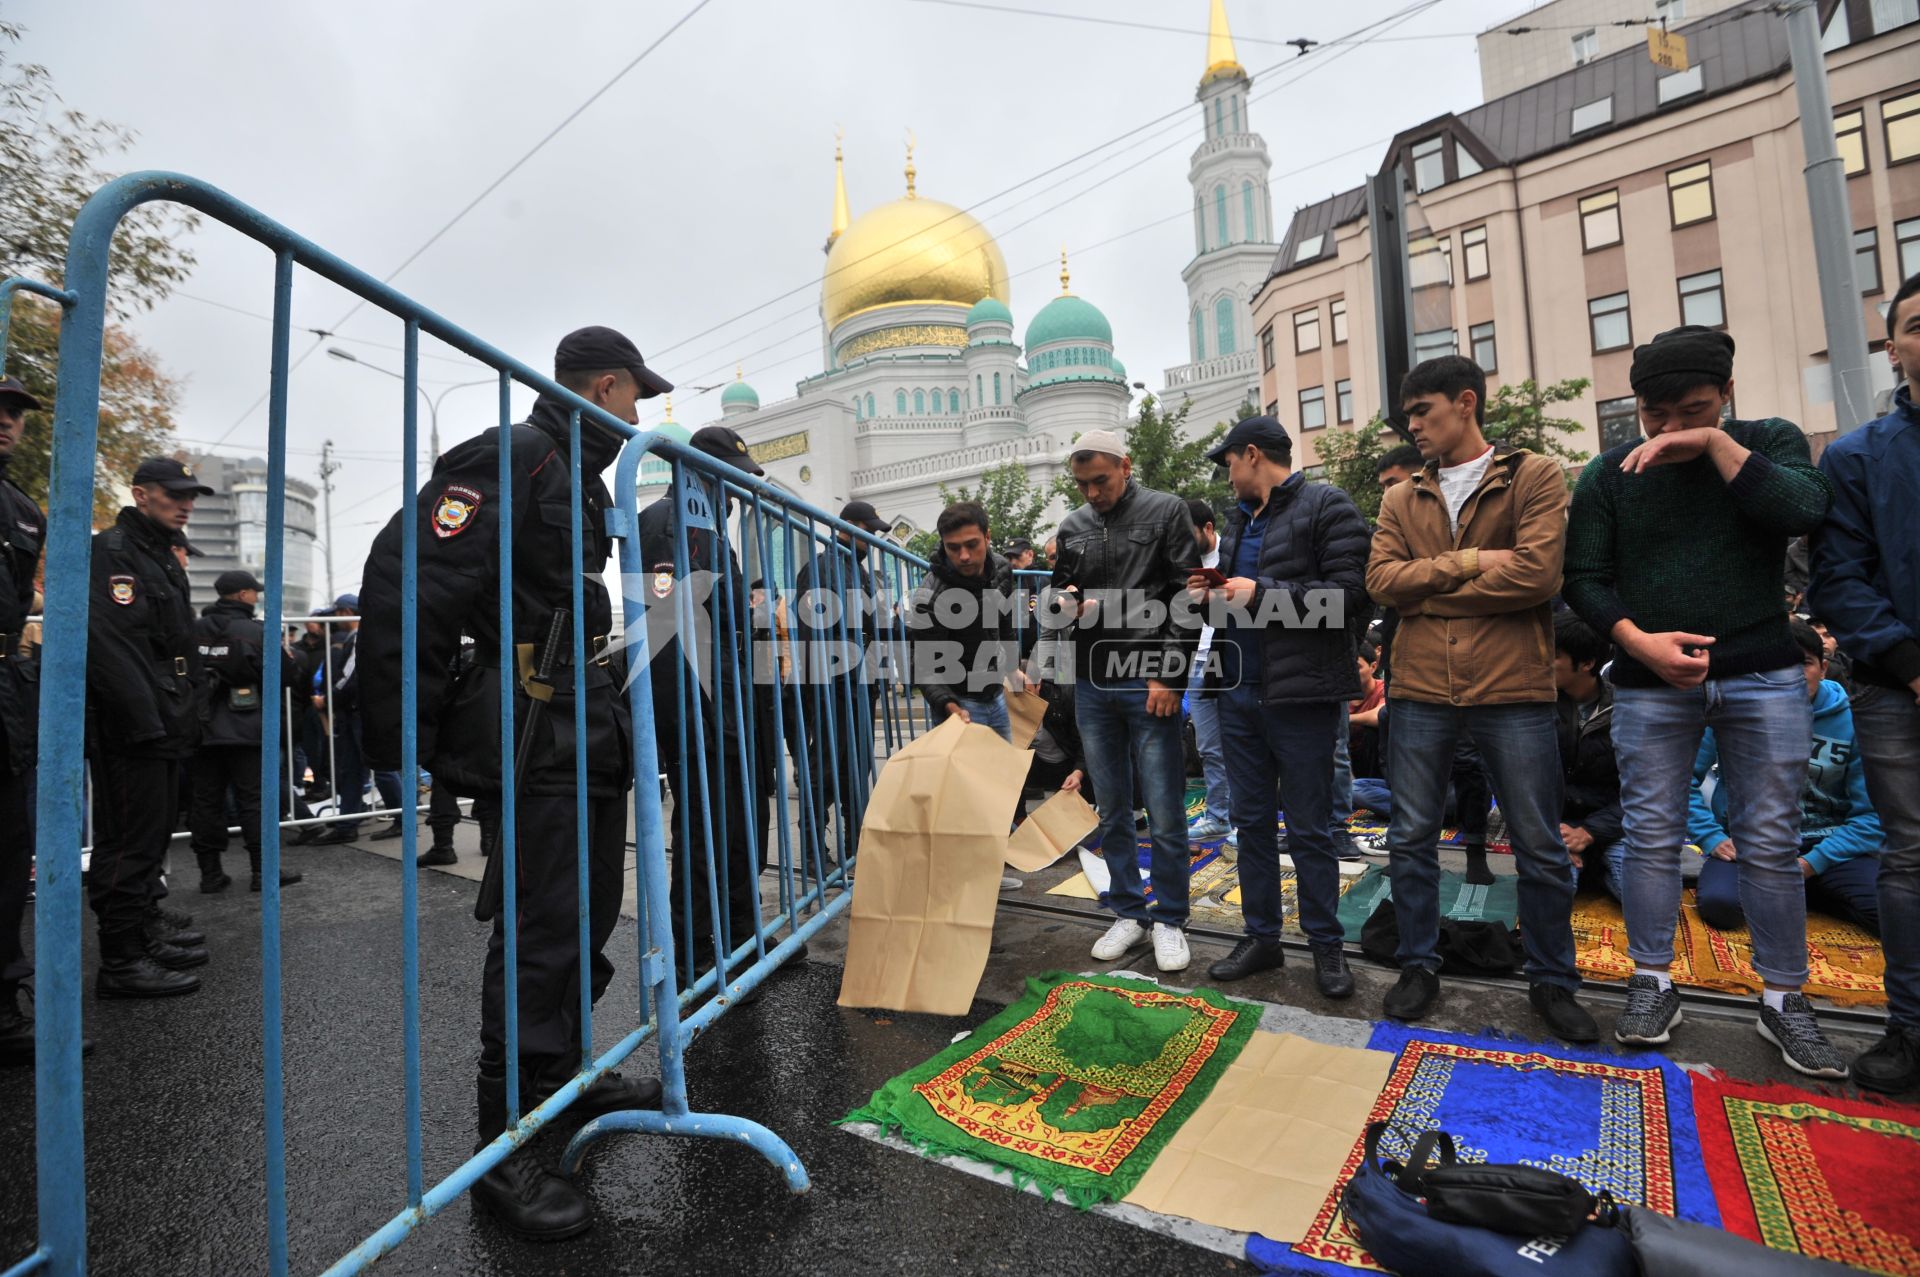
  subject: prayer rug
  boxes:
[842,972,1260,1207]
[1253,1023,1718,1274]
[1692,1073,1920,1275]
[1332,864,1519,938]
[1570,890,1886,1008]
[1052,839,1363,931]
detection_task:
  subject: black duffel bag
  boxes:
[1398,1129,1614,1237]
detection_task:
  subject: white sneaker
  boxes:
[1091,918,1148,961]
[1153,923,1190,973]
[1188,815,1232,841]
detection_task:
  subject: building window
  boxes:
[1896,217,1920,282]
[1571,29,1598,65]
[1336,378,1354,423]
[1216,297,1236,356]
[1851,228,1881,294]
[914,389,926,414]
[865,392,875,417]
[1260,324,1276,371]
[1192,308,1205,361]
[1213,96,1225,138]
[1462,226,1490,281]
[1300,386,1328,431]
[1836,108,1869,175]
[1656,64,1704,104]
[852,397,862,420]
[1886,90,1920,164]
[1412,136,1446,193]
[1589,292,1632,352]
[1231,95,1241,134]
[992,372,1002,405]
[1598,396,1640,451]
[1457,147,1483,179]
[1470,321,1497,372]
[1667,160,1715,226]
[1243,181,1256,242]
[1414,328,1457,362]
[1294,233,1324,264]
[949,389,961,413]
[1195,196,1205,252]
[1293,307,1321,354]
[1580,189,1621,250]
[1265,400,1280,418]
[1872,0,1920,34]
[1331,297,1348,344]
[1410,235,1452,288]
[896,390,907,414]
[1572,97,1614,133]
[1655,0,1687,20]
[974,375,983,406]
[1215,185,1229,245]
[1678,269,1725,328]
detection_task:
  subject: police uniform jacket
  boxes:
[195,597,301,750]
[87,506,201,759]
[358,394,631,800]
[0,454,44,774]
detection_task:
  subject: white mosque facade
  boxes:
[661,1,1274,539]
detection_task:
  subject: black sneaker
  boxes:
[1852,1026,1920,1095]
[370,822,406,841]
[1758,994,1849,1080]
[1383,966,1439,1021]
[1530,983,1599,1043]
[1614,974,1682,1045]
[1312,946,1355,1000]
[1207,937,1286,983]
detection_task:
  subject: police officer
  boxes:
[636,424,774,989]
[359,326,665,1241]
[191,569,305,893]
[88,457,212,997]
[1,377,47,1061]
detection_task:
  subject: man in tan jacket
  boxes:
[1366,356,1595,1042]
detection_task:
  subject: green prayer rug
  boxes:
[841,971,1260,1208]
[1335,863,1520,936]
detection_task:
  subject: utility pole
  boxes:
[1784,0,1875,435]
[318,438,340,603]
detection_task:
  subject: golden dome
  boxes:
[821,193,1010,332]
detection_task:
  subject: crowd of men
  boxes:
[2,274,1918,1241]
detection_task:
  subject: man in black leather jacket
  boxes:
[0,377,47,1061]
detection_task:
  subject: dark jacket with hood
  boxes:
[1203,472,1371,705]
[88,506,201,759]
[358,394,632,799]
[1555,681,1623,846]
[195,596,304,750]
[0,453,43,774]
[908,548,1016,713]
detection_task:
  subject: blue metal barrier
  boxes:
[0,276,79,370]
[17,171,932,1277]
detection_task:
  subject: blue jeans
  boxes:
[1695,849,1881,935]
[1850,684,1920,1027]
[1353,777,1393,818]
[1385,699,1579,988]
[1611,669,1812,986]
[1219,686,1343,946]
[1076,679,1189,928]
[1331,703,1353,833]
[1188,678,1231,824]
[954,693,1011,743]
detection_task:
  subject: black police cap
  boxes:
[1205,415,1293,466]
[133,456,215,496]
[0,376,42,412]
[553,326,673,399]
[215,570,263,595]
[687,425,764,476]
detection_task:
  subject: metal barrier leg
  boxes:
[559,1109,811,1192]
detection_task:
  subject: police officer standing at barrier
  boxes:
[360,326,665,1241]
[190,569,304,894]
[638,424,776,990]
[88,457,213,998]
[0,377,49,1061]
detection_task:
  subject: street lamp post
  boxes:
[326,346,494,463]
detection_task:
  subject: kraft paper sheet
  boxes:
[1005,788,1100,873]
[1006,685,1048,749]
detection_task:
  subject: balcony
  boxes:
[1162,349,1257,388]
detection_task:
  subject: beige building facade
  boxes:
[1477,0,1752,101]
[1253,2,1919,471]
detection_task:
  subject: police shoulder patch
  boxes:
[109,574,136,606]
[432,485,484,539]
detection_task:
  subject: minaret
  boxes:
[822,132,851,366]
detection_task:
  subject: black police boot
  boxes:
[0,984,33,1066]
[196,852,232,894]
[156,904,195,929]
[96,929,201,999]
[249,869,304,892]
[470,1070,593,1241]
[527,1060,664,1121]
[1312,945,1356,1000]
[146,935,210,970]
[143,905,205,948]
[419,843,458,867]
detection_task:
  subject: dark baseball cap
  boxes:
[1205,415,1293,465]
[839,500,889,533]
[133,456,215,496]
[332,592,360,613]
[215,570,263,595]
[172,530,206,558]
[688,424,764,475]
[553,326,673,399]
[0,377,41,411]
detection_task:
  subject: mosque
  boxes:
[652,0,1275,540]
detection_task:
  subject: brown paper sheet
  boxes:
[1005,788,1099,873]
[835,716,1032,1015]
[1005,686,1048,749]
[1122,1032,1393,1240]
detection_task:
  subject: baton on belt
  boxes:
[475,608,572,923]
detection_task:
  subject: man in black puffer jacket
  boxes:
[1187,417,1372,996]
[908,501,1018,738]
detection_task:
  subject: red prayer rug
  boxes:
[1692,1072,1920,1275]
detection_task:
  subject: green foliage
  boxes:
[903,460,1053,562]
[1050,394,1233,516]
[1312,418,1401,522]
[1483,377,1592,468]
[2,22,198,521]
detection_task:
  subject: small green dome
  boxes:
[721,379,759,408]
[966,296,1014,328]
[1025,294,1112,353]
[1110,356,1128,382]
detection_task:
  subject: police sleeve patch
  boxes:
[109,574,136,606]
[432,485,484,539]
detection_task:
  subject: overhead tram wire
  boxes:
[202,0,717,447]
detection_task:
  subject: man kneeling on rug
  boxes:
[1687,619,1884,935]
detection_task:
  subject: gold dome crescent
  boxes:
[822,196,1011,332]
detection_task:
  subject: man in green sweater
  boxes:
[1565,325,1847,1079]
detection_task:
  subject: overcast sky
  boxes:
[11,0,1536,594]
